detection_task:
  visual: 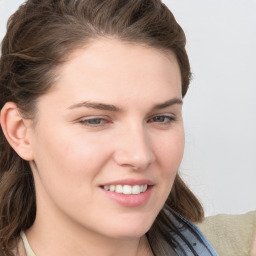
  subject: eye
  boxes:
[79,117,110,127]
[148,115,175,125]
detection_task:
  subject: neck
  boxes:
[26,225,151,256]
[25,206,152,256]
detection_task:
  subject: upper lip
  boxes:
[100,179,154,186]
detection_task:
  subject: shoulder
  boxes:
[16,237,27,256]
[0,237,27,256]
[12,237,27,256]
[195,211,256,256]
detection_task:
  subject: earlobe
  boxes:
[0,102,34,161]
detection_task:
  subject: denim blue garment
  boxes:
[169,210,218,256]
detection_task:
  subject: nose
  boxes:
[113,124,155,170]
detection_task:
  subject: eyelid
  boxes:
[147,113,176,125]
[148,113,175,120]
[78,116,111,127]
[75,113,177,129]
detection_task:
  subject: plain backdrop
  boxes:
[0,0,255,216]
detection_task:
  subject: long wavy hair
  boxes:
[0,0,204,255]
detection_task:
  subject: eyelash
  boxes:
[147,115,175,124]
[79,117,110,127]
[78,114,176,128]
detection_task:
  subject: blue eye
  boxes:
[148,115,175,124]
[79,118,108,127]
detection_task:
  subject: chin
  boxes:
[107,228,149,239]
[101,217,154,239]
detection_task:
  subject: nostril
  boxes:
[113,149,155,170]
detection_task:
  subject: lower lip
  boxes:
[101,186,153,207]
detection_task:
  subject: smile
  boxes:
[103,184,148,194]
[100,179,154,206]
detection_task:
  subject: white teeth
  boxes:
[109,185,115,192]
[103,184,148,194]
[123,185,132,194]
[115,185,123,193]
[132,185,141,195]
[104,186,110,191]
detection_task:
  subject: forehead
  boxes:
[38,39,182,110]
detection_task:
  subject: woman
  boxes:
[0,0,218,255]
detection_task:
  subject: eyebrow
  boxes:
[68,102,121,111]
[151,98,183,110]
[67,97,182,112]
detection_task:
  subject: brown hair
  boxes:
[0,0,203,255]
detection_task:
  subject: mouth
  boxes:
[99,180,154,207]
[101,184,149,195]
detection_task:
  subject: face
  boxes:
[28,39,184,239]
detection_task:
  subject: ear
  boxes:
[0,102,34,161]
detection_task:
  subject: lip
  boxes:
[100,178,154,186]
[100,185,153,207]
[99,179,154,207]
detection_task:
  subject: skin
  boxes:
[1,39,184,256]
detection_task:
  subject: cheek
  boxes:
[30,127,110,212]
[146,130,184,219]
[154,129,185,176]
[31,124,113,190]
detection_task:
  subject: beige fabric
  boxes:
[13,232,35,256]
[20,232,36,256]
[196,211,256,256]
[251,221,256,256]
[13,238,26,256]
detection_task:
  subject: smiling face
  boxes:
[27,39,184,240]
